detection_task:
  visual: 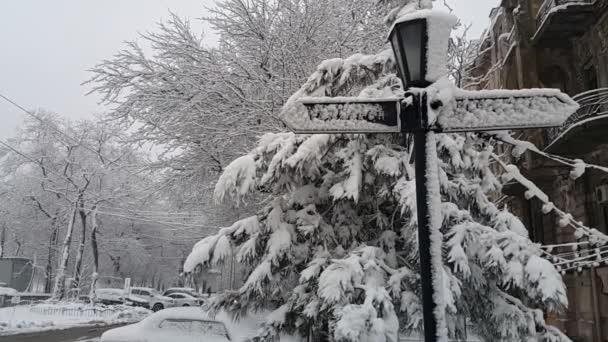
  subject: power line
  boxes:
[0,138,223,233]
[90,202,218,218]
[89,208,221,230]
[0,92,99,154]
[0,138,105,202]
[0,91,142,175]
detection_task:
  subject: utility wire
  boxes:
[0,138,106,202]
[0,138,222,233]
[0,91,142,176]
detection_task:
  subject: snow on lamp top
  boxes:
[388,9,458,85]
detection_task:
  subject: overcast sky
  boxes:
[0,0,498,138]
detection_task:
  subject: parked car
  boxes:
[101,307,298,342]
[101,307,232,342]
[165,292,202,307]
[162,287,200,298]
[127,287,175,312]
[94,288,125,305]
[0,286,18,297]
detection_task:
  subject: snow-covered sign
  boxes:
[282,97,402,134]
[435,89,580,133]
[282,89,578,135]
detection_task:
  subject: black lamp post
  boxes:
[388,12,456,342]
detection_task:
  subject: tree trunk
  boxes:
[0,225,5,258]
[52,203,78,300]
[89,208,99,303]
[45,224,58,293]
[15,239,22,256]
[72,202,88,290]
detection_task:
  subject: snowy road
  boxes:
[0,324,123,342]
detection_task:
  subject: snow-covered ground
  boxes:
[0,302,150,336]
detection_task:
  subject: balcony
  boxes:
[544,88,608,155]
[532,0,597,46]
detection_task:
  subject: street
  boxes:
[0,324,125,342]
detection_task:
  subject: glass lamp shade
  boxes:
[389,19,428,87]
[388,10,458,87]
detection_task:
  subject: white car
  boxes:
[101,307,250,342]
[94,288,125,305]
[127,287,176,312]
[165,292,202,307]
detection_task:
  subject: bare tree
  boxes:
[448,23,480,87]
[86,0,388,212]
[0,113,159,298]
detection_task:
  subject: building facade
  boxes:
[467,1,608,341]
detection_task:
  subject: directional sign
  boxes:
[434,88,580,132]
[281,97,401,134]
[280,88,579,135]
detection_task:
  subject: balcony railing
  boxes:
[545,88,608,144]
[536,0,595,27]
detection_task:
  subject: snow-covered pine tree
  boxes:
[185,1,571,341]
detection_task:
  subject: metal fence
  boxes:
[545,88,608,144]
[29,305,122,319]
[536,0,595,25]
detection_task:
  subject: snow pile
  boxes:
[214,155,257,203]
[184,216,260,272]
[569,159,586,180]
[0,302,150,335]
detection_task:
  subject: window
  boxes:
[158,319,230,339]
[132,289,151,297]
[168,293,185,299]
[584,64,598,90]
[540,65,569,94]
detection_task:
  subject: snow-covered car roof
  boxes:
[102,307,301,342]
[102,307,231,342]
[0,286,18,296]
[165,287,195,292]
[167,292,196,298]
[143,307,209,321]
[96,288,124,294]
[131,286,157,291]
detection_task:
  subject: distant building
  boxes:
[468,1,608,341]
[0,257,33,292]
[194,255,247,294]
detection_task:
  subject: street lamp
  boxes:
[388,10,457,342]
[388,19,428,87]
[388,11,457,87]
